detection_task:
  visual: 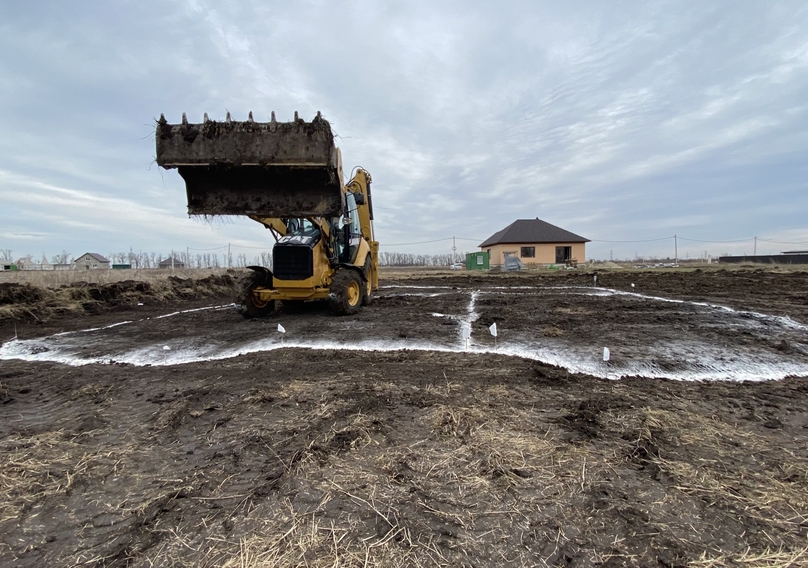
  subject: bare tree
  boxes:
[51,250,71,264]
[260,251,272,268]
[0,249,12,263]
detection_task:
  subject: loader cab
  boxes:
[337,192,362,263]
[285,218,320,239]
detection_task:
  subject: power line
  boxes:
[678,237,754,243]
[757,238,808,245]
[381,237,454,247]
[230,244,273,250]
[188,245,228,251]
[591,237,673,243]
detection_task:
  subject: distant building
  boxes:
[719,253,808,265]
[158,257,185,269]
[480,218,590,267]
[465,251,490,271]
[74,253,111,270]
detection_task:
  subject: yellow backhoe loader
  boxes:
[155,111,378,317]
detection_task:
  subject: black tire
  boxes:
[237,278,275,319]
[329,269,363,316]
[361,256,373,306]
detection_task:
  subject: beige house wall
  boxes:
[483,242,586,267]
[74,254,110,270]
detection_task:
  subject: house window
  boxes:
[555,246,572,263]
[521,246,535,258]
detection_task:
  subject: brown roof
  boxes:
[479,218,589,248]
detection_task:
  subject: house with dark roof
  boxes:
[158,257,185,269]
[73,252,111,270]
[479,218,590,267]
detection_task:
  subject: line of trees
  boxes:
[378,252,463,266]
[1,248,465,269]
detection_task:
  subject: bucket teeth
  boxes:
[155,109,340,216]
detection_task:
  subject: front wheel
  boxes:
[238,283,275,319]
[329,269,363,316]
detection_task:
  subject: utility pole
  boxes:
[186,246,190,268]
[452,236,457,263]
[227,243,231,268]
[674,234,678,263]
[754,236,757,255]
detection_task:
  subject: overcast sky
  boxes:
[1,1,806,263]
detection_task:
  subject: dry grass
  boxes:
[181,400,594,568]
[542,325,565,337]
[0,432,118,524]
[0,268,231,287]
[638,408,808,528]
[612,408,808,566]
[216,500,426,568]
[691,546,808,567]
[4,387,807,567]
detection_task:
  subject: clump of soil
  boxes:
[0,273,239,326]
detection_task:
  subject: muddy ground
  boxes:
[1,267,807,567]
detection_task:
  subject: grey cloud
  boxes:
[0,1,806,261]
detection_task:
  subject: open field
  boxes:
[1,267,807,566]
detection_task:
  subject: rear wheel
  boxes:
[329,269,363,315]
[361,257,373,306]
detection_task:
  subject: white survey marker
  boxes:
[277,324,286,334]
[603,347,610,362]
[461,323,471,339]
[489,323,498,337]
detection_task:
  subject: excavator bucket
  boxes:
[155,112,343,217]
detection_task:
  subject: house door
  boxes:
[555,246,572,263]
